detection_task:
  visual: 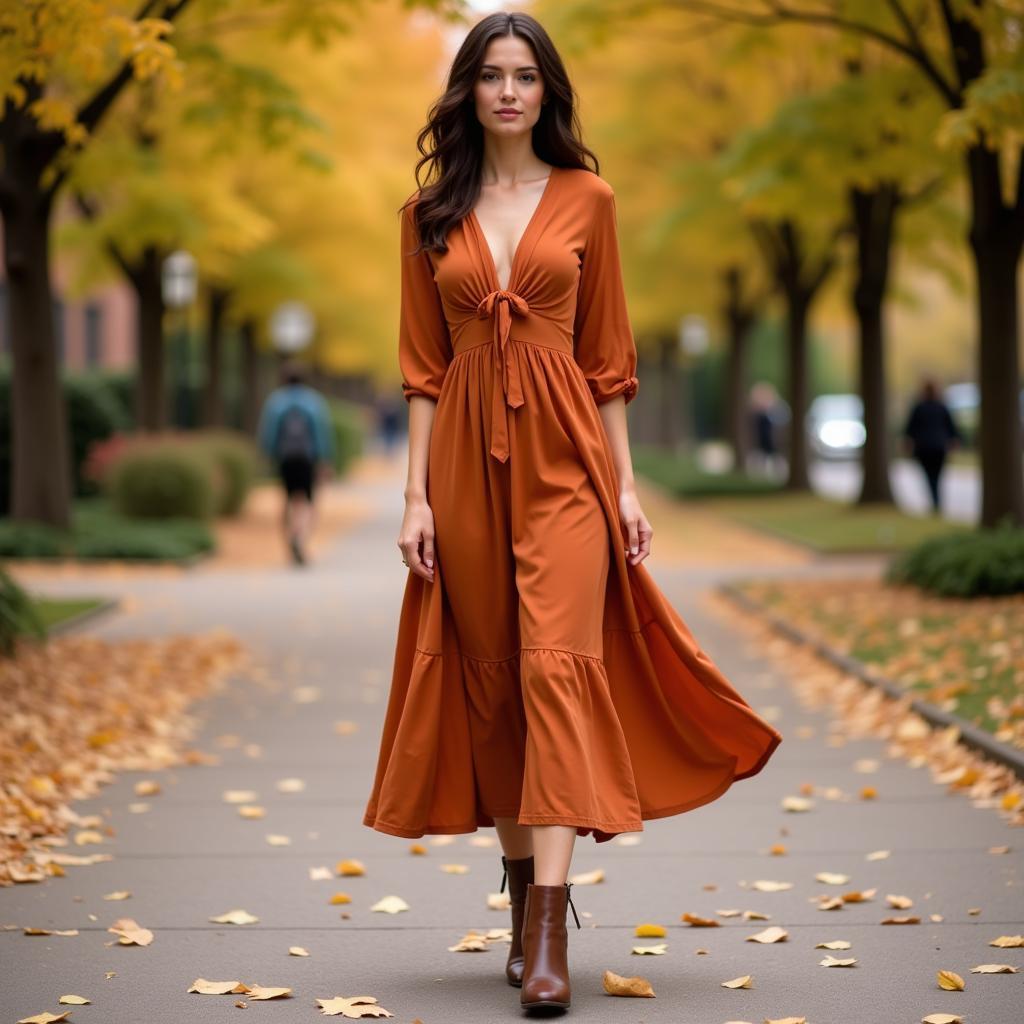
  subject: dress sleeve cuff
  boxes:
[592,375,640,406]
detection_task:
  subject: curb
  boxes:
[717,580,1024,781]
[46,597,122,637]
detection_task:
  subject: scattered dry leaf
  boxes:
[681,912,720,927]
[369,895,409,914]
[634,923,667,937]
[746,926,787,943]
[970,963,1017,973]
[602,969,655,997]
[720,975,753,989]
[248,985,292,1000]
[107,917,153,945]
[188,978,247,994]
[937,969,965,991]
[316,994,394,1017]
[208,909,259,925]
[631,943,667,955]
[337,859,366,876]
[819,955,857,967]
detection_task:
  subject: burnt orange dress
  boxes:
[363,166,782,844]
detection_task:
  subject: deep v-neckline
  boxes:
[469,166,560,292]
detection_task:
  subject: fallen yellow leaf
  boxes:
[634,923,666,937]
[602,969,655,997]
[337,859,365,876]
[937,969,965,991]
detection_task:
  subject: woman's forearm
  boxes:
[597,395,636,493]
[404,395,437,501]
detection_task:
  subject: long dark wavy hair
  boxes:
[403,11,600,256]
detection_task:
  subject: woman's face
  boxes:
[473,34,545,138]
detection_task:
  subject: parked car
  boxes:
[943,381,978,447]
[806,393,865,460]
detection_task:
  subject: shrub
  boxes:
[327,398,366,476]
[191,428,261,517]
[106,442,217,520]
[885,520,1024,597]
[64,371,130,498]
[0,565,47,657]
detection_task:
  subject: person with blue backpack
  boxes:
[257,361,336,565]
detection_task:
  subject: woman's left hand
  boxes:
[619,485,653,566]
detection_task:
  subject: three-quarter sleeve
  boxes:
[572,184,640,405]
[398,199,453,402]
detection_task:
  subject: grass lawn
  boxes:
[702,491,972,553]
[32,596,110,630]
[736,577,1024,743]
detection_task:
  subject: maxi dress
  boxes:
[363,166,783,844]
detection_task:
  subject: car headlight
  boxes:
[816,420,866,449]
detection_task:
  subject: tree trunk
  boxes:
[657,333,679,450]
[131,246,166,433]
[2,186,72,528]
[966,146,1024,528]
[783,293,810,491]
[851,183,897,505]
[721,265,756,471]
[751,219,835,493]
[240,319,262,436]
[202,286,230,427]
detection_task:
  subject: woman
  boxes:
[363,11,783,1014]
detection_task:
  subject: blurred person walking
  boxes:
[257,361,335,565]
[901,376,963,515]
[361,11,782,1015]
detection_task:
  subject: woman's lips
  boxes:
[496,110,521,119]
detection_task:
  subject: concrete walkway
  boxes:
[3,453,1021,1023]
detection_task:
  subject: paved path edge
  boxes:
[717,580,1024,781]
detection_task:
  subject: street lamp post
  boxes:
[269,301,315,359]
[162,250,198,429]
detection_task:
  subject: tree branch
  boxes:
[75,0,193,135]
[671,0,960,107]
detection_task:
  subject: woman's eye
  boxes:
[481,72,537,82]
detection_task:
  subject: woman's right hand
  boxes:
[398,498,436,582]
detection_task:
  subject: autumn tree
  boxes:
[0,0,450,528]
[671,0,1024,527]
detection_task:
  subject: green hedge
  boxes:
[327,398,367,476]
[93,428,260,520]
[107,443,218,520]
[190,429,261,517]
[885,520,1024,597]
[0,565,47,657]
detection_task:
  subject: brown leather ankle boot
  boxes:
[520,881,581,1012]
[500,854,535,986]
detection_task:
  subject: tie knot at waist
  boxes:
[476,289,530,319]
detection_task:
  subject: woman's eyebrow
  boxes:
[480,63,540,72]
